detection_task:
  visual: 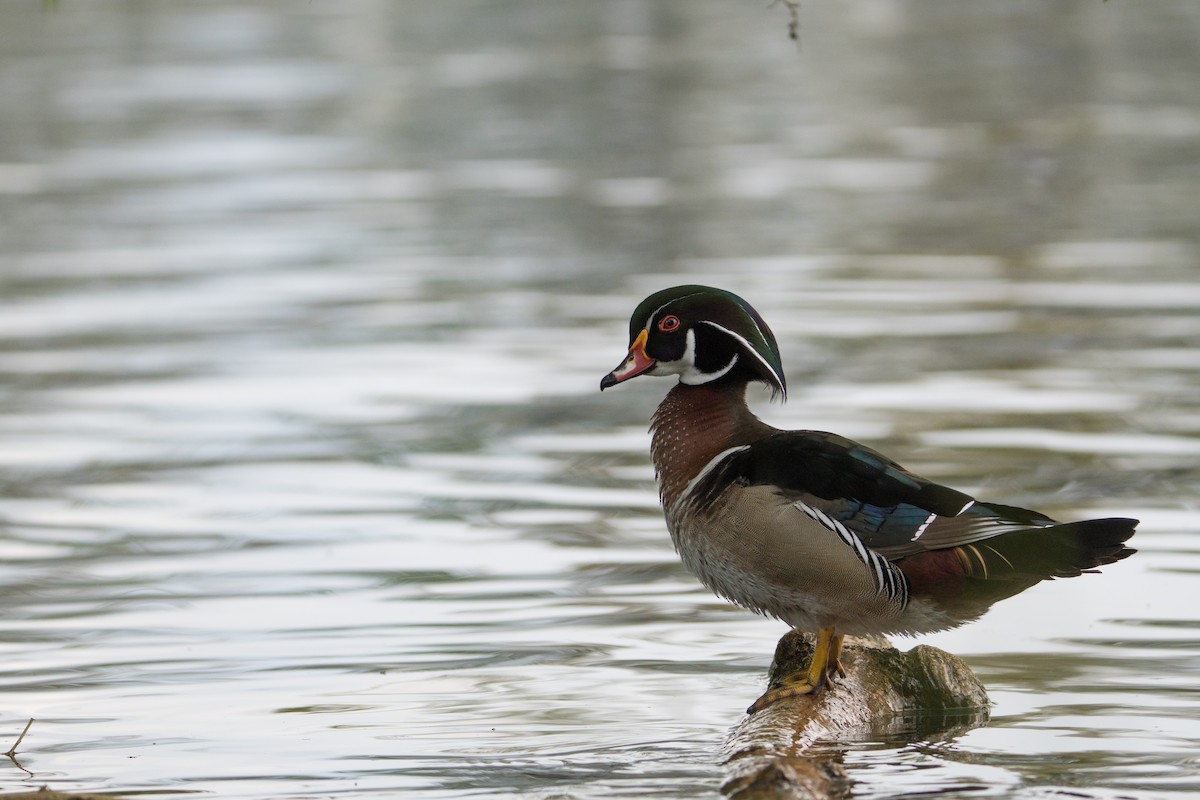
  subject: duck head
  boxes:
[600,285,787,398]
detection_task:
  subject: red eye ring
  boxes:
[657,315,681,332]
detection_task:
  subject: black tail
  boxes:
[900,515,1138,623]
[980,517,1137,579]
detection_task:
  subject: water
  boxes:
[1,1,1198,798]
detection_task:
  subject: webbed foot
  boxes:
[746,627,844,714]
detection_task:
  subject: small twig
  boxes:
[5,718,34,758]
[769,0,802,41]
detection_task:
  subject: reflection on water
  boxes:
[1,1,1199,798]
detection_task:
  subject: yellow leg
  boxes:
[827,632,846,679]
[746,627,841,714]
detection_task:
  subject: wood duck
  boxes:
[600,285,1137,713]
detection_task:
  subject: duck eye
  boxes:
[657,315,681,333]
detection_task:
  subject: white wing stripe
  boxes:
[794,501,909,605]
[671,445,750,515]
[912,512,937,541]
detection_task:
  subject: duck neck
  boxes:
[650,381,775,508]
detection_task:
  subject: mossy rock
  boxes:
[723,632,989,799]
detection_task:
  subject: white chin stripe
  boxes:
[652,330,740,385]
[680,354,737,385]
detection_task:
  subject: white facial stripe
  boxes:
[643,297,783,391]
[696,320,784,391]
[645,292,703,332]
[650,328,736,385]
[650,327,696,377]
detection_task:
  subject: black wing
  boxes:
[703,430,1019,557]
[690,431,1136,599]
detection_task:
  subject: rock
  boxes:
[0,789,120,800]
[721,632,989,799]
